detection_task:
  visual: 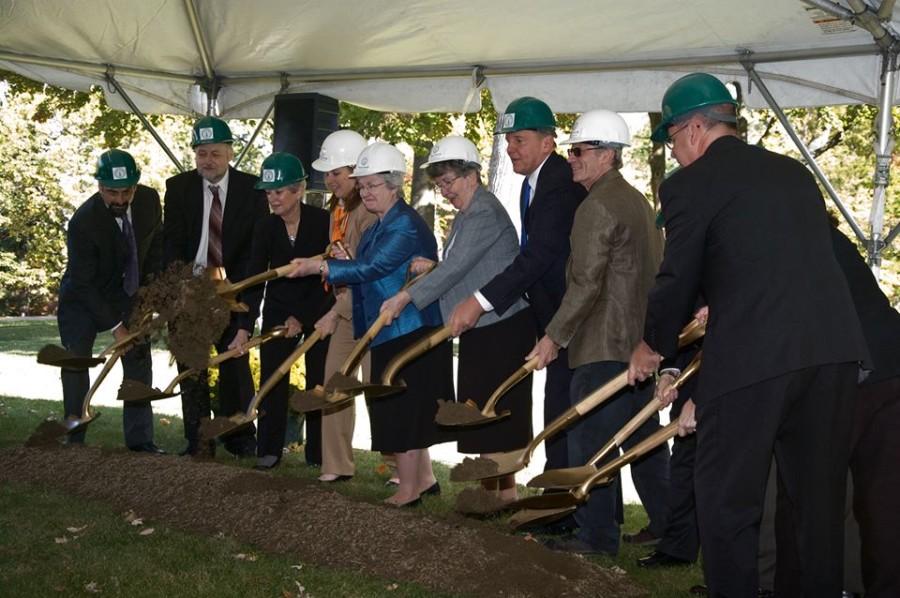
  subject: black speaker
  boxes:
[272,93,340,193]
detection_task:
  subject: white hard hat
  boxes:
[349,142,407,177]
[420,135,482,169]
[560,110,631,147]
[311,129,368,172]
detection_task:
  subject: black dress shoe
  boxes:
[128,442,166,454]
[543,535,612,556]
[253,455,281,470]
[422,481,441,496]
[637,550,692,568]
[622,526,660,545]
[318,474,353,483]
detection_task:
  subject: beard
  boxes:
[109,203,129,218]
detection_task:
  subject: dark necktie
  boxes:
[120,215,139,296]
[207,185,223,267]
[519,178,532,249]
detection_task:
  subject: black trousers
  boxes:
[655,397,700,562]
[257,318,328,463]
[180,319,256,454]
[543,349,573,471]
[694,362,857,598]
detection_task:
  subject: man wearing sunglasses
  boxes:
[527,110,666,556]
[628,72,868,597]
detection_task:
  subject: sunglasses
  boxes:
[566,146,606,158]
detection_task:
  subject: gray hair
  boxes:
[381,172,406,201]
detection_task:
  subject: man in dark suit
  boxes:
[58,149,163,452]
[628,73,868,597]
[449,96,586,472]
[163,116,269,457]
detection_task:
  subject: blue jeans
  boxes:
[568,361,670,554]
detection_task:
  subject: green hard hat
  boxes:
[495,96,556,134]
[94,149,140,188]
[651,73,737,142]
[255,152,308,190]
[191,116,234,147]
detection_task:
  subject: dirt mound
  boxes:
[0,446,645,598]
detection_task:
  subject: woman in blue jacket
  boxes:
[288,142,452,507]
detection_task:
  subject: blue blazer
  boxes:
[327,200,441,347]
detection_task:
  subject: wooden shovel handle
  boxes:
[381,325,452,384]
[332,240,353,260]
[481,356,539,415]
[402,262,436,290]
[80,347,127,418]
[97,312,157,358]
[338,310,391,376]
[247,330,322,417]
[218,261,310,298]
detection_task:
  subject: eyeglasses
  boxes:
[664,124,689,150]
[432,175,460,192]
[566,146,605,158]
[358,181,387,194]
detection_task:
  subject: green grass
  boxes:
[0,317,113,356]
[0,319,705,597]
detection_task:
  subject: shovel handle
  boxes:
[576,421,679,500]
[481,356,539,416]
[337,310,391,376]
[402,262,436,290]
[80,347,127,418]
[381,325,452,384]
[332,240,354,260]
[246,329,323,417]
[218,261,309,298]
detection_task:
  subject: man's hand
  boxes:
[285,257,321,278]
[227,328,251,354]
[283,316,302,338]
[677,399,697,437]
[112,324,136,353]
[448,295,484,337]
[314,310,339,338]
[526,335,560,370]
[380,291,411,326]
[627,340,662,385]
[654,372,679,407]
[694,305,709,326]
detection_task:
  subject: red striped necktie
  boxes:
[207,185,223,267]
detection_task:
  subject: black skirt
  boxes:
[456,307,536,453]
[367,325,454,452]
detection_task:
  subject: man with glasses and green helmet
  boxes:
[628,72,868,597]
[57,149,164,452]
[163,116,268,458]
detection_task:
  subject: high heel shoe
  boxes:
[421,481,441,496]
[384,496,421,508]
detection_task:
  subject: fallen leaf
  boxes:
[375,463,388,475]
[159,417,171,426]
[290,564,303,571]
[233,553,257,561]
[138,528,155,536]
[386,583,399,591]
[84,581,100,593]
[66,525,87,534]
[54,536,69,544]
[610,565,626,575]
[294,581,306,594]
[281,591,293,598]
[130,518,144,527]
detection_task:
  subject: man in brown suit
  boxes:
[529,110,667,555]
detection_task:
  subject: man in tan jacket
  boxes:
[528,110,667,555]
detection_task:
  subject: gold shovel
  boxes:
[435,356,539,427]
[201,329,323,440]
[527,352,702,490]
[449,319,705,483]
[37,312,155,369]
[289,264,436,413]
[508,420,679,514]
[358,325,453,398]
[214,262,311,313]
[116,326,288,403]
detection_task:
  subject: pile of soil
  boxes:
[450,455,501,481]
[2,445,646,598]
[454,486,512,515]
[435,399,491,426]
[131,262,231,369]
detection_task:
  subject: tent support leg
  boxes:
[234,99,275,169]
[105,71,185,173]
[868,50,898,270]
[741,61,868,247]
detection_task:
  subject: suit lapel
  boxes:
[189,173,205,254]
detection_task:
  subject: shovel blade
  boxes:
[449,450,525,482]
[63,412,102,436]
[37,345,105,368]
[324,372,367,394]
[289,386,353,413]
[434,399,510,427]
[117,380,180,403]
[199,415,251,441]
[527,465,600,490]
[362,381,406,399]
[508,506,577,530]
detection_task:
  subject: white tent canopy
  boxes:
[1,0,899,116]
[1,0,898,260]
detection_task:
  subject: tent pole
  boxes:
[105,71,185,173]
[183,0,214,82]
[868,50,897,270]
[234,99,276,169]
[741,61,868,246]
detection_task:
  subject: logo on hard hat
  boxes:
[199,127,214,140]
[360,157,369,166]
[262,169,276,182]
[112,167,127,180]
[500,113,515,130]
